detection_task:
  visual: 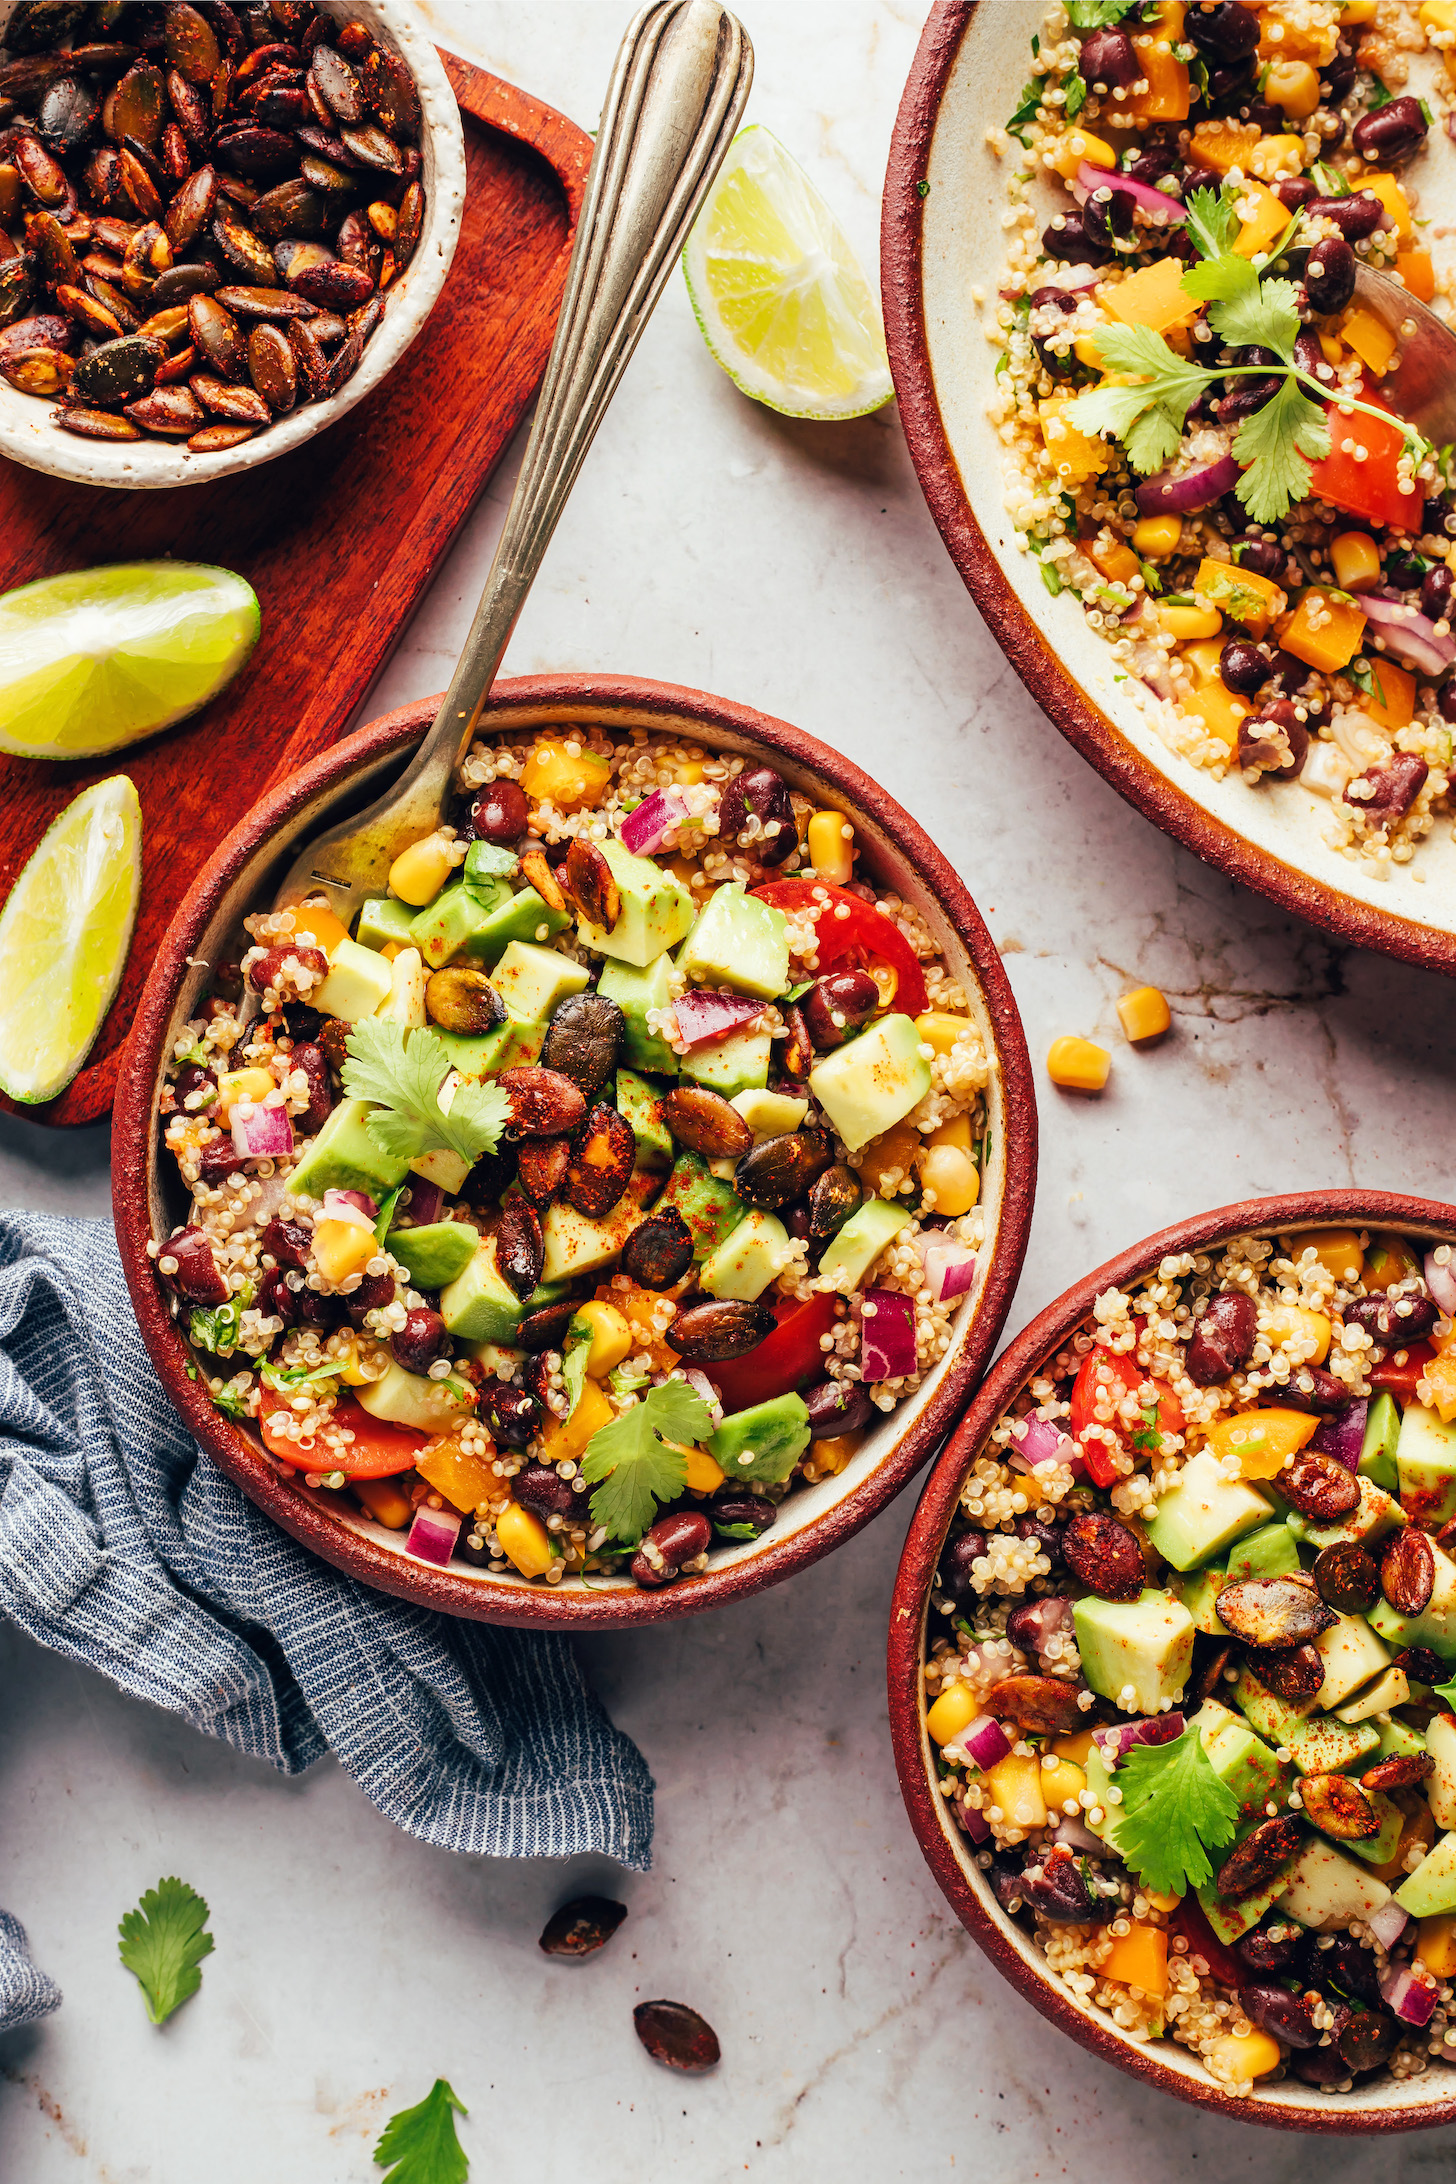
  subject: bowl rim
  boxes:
[887,1188,1456,2132]
[879,0,1456,983]
[0,0,466,492]
[113,671,1039,1630]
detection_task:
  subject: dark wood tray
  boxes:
[0,49,590,1127]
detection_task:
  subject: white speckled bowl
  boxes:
[0,0,465,490]
[883,0,1456,977]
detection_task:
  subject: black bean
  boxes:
[1233,536,1286,582]
[710,1493,776,1539]
[1352,94,1427,166]
[717,765,796,867]
[345,1269,395,1325]
[1220,638,1271,695]
[1308,191,1383,242]
[1078,27,1138,90]
[391,1306,446,1374]
[1041,209,1111,266]
[1239,1982,1321,2050]
[630,1509,712,1589]
[1082,182,1134,252]
[1186,1,1260,59]
[514,1461,578,1520]
[1422,565,1453,623]
[1185,1290,1257,1384]
[1275,176,1317,213]
[1305,234,1356,315]
[801,970,879,1051]
[480,1380,541,1448]
[804,1380,873,1438]
[1346,1290,1438,1346]
[938,1528,988,1609]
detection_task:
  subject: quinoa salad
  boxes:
[149,726,995,1591]
[986,0,1456,878]
[922,1224,1456,2097]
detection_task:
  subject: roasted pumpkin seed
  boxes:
[124,379,204,432]
[669,1297,778,1363]
[564,836,620,931]
[246,319,296,409]
[540,992,624,1100]
[621,1207,694,1290]
[72,330,164,403]
[499,1066,587,1138]
[515,1135,570,1207]
[496,1197,545,1302]
[188,292,246,379]
[189,369,270,424]
[661,1085,753,1160]
[186,419,256,450]
[735,1128,832,1211]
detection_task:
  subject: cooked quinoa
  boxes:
[984,0,1456,877]
[923,1223,1456,2095]
[151,726,996,1591]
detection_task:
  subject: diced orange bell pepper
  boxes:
[1417,1913,1456,1979]
[1085,528,1141,588]
[1360,656,1416,732]
[416,1436,499,1517]
[1425,1352,1456,1425]
[1398,250,1436,304]
[1188,118,1259,175]
[1235,177,1293,260]
[1040,397,1111,484]
[1280,588,1368,674]
[1101,1924,1170,1998]
[1363,173,1412,242]
[1184,679,1250,752]
[1203,1406,1319,1479]
[1366,1232,1423,1292]
[984,1752,1048,1832]
[1283,1228,1364,1283]
[1046,127,1116,181]
[1258,0,1339,64]
[1101,257,1198,335]
[1193,557,1286,638]
[1128,3,1190,121]
[291,900,349,957]
[1342,308,1397,378]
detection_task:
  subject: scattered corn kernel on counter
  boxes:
[923,1221,1456,2100]
[987,0,1456,876]
[149,726,995,1590]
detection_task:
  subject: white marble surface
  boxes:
[5,2,1456,2175]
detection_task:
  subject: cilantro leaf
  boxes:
[212,1383,251,1419]
[1348,655,1390,710]
[579,1381,711,1543]
[1207,272,1302,359]
[374,2080,469,2184]
[342,1019,511,1170]
[1068,325,1215,475]
[1181,248,1259,310]
[1310,160,1348,199]
[1067,0,1139,21]
[1006,79,1042,143]
[1367,77,1394,111]
[118,1878,214,2025]
[1233,377,1330,524]
[1182,183,1240,263]
[1115,1729,1239,1896]
[560,1313,593,1421]
[1064,70,1089,121]
[1431,1672,1456,1707]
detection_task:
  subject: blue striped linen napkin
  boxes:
[0,1211,653,2030]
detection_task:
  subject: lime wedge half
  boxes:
[0,776,142,1103]
[683,126,892,421]
[0,562,260,762]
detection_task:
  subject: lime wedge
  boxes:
[0,776,142,1103]
[683,126,892,421]
[0,562,260,762]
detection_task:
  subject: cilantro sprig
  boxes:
[1067,0,1142,22]
[374,2080,469,2184]
[1115,1727,1239,1896]
[579,1380,712,1543]
[118,1878,214,2026]
[342,1020,511,1169]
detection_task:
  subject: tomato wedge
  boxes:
[1369,1340,1436,1404]
[1168,1897,1241,1990]
[751,879,929,1018]
[1069,1346,1182,1486]
[706,1292,841,1413]
[1306,383,1418,533]
[259,1387,426,1477]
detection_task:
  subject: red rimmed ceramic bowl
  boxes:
[881,1,1456,979]
[889,1191,1456,2130]
[114,674,1037,1629]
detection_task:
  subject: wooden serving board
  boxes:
[0,50,590,1128]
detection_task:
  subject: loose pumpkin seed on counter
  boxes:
[149,726,1001,1591]
[0,1,429,454]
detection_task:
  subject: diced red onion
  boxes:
[948,1714,1013,1771]
[1050,1815,1106,1857]
[1368,1899,1410,1951]
[1008,1414,1071,1473]
[1357,594,1456,679]
[229,1098,294,1160]
[402,1179,444,1229]
[1013,1596,1077,1654]
[1379,1962,1437,2028]
[1136,454,1242,518]
[619,785,692,856]
[1426,1250,1456,1317]
[860,1288,918,1381]
[956,1794,991,1844]
[673,990,767,1049]
[405,1504,462,1565]
[1311,1397,1367,1471]
[1094,1713,1186,1768]
[924,1239,977,1304]
[321,1187,377,1228]
[1073,159,1185,227]
[681,1367,724,1428]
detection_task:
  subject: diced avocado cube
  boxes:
[680,1026,771,1100]
[817,1197,913,1294]
[732,1086,809,1139]
[356,895,418,951]
[659,1152,743,1261]
[541,1196,643,1283]
[436,1015,546,1080]
[489,939,590,1022]
[386,1219,479,1289]
[1192,1699,1292,1825]
[701,1210,790,1302]
[463,839,519,888]
[1360,1390,1401,1492]
[315,935,394,1021]
[354,1359,474,1435]
[1397,1402,1456,1530]
[1227,1521,1302,1583]
[1171,1563,1229,1636]
[1430,1715,1456,1829]
[1196,1858,1292,1945]
[1342,1789,1406,1868]
[708,1392,811,1485]
[1146,1450,1274,1572]
[1396,1832,1456,1918]
[1072,1589,1195,1715]
[1333,1663,1410,1725]
[470,1340,525,1379]
[577,838,695,966]
[616,1068,673,1169]
[1373,1718,1428,1763]
[1233,1667,1319,1743]
[597,955,679,1074]
[1286,1475,1405,1550]
[809,1014,931,1152]
[1083,1747,1132,1855]
[473,885,572,963]
[1283,1838,1392,1930]
[675,882,789,1000]
[1313,1612,1391,1707]
[1284,1712,1380,1777]
[440,1238,569,1345]
[288,1096,410,1204]
[409,879,511,969]
[409,1074,471,1197]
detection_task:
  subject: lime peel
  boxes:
[683,125,892,421]
[0,776,142,1104]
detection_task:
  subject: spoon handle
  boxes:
[279,0,751,912]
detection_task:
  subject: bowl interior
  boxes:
[134,683,1034,1624]
[0,0,466,489]
[906,0,1456,962]
[894,1199,1456,2128]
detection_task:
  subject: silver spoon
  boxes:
[1345,260,1456,450]
[272,0,752,922]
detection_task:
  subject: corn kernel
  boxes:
[1209,2030,1282,2082]
[925,1682,979,1746]
[1342,0,1378,17]
[1265,1302,1332,1365]
[914,1011,971,1055]
[807,809,855,885]
[335,1334,373,1387]
[808,1432,861,1476]
[1037,1755,1087,1810]
[1133,513,1182,561]
[388,833,453,907]
[216,1065,274,1116]
[1047,1036,1110,1093]
[496,1501,554,1578]
[1116,985,1171,1043]
[1263,58,1320,117]
[1329,531,1382,595]
[577,1298,632,1377]
[683,1444,726,1494]
[312,1217,378,1285]
[352,1475,414,1529]
[1159,600,1222,641]
[537,1377,613,1466]
[918,1143,980,1216]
